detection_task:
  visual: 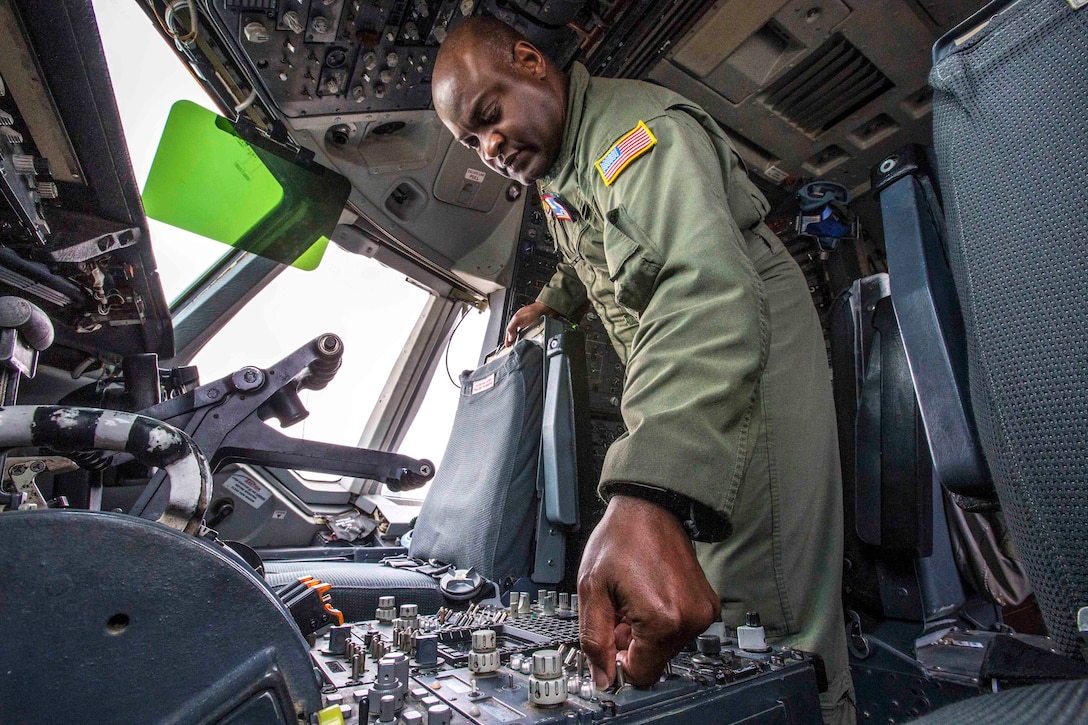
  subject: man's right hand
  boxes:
[578,495,721,689]
[504,301,558,346]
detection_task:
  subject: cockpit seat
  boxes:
[830,274,968,624]
[875,0,1088,661]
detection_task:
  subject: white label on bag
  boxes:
[471,373,495,394]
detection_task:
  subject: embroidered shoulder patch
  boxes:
[541,193,573,222]
[595,121,657,186]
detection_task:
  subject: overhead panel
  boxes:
[432,142,505,213]
[195,0,541,294]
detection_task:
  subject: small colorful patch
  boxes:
[596,121,657,186]
[541,193,574,222]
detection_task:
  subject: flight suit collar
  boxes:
[539,62,590,188]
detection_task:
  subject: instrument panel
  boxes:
[308,593,824,724]
[208,0,466,117]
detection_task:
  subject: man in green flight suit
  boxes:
[433,17,855,723]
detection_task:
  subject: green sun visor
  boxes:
[142,101,350,270]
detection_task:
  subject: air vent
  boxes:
[762,34,893,136]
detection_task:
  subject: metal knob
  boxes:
[376,596,396,622]
[472,629,496,651]
[328,625,351,655]
[368,656,404,715]
[529,649,567,705]
[697,634,722,656]
[415,634,438,667]
[469,629,499,674]
[243,21,269,43]
[377,694,396,723]
[427,704,452,725]
[532,650,561,678]
[282,10,304,34]
[389,652,409,697]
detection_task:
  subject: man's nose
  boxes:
[480,130,503,163]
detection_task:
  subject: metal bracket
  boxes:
[133,334,434,521]
[3,455,78,509]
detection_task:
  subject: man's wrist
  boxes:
[600,482,732,542]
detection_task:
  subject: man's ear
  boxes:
[512,40,547,79]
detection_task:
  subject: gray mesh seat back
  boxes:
[408,339,544,583]
[930,0,1088,656]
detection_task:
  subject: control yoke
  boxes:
[130,334,433,521]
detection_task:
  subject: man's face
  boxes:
[433,42,566,186]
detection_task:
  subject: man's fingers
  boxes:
[614,622,633,651]
[617,634,674,688]
[588,661,611,692]
[505,308,533,346]
[578,581,618,690]
[505,302,559,346]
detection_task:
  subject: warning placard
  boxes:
[223,473,271,509]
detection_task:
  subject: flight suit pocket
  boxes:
[751,223,785,256]
[604,206,662,317]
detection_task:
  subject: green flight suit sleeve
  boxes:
[591,110,767,523]
[536,262,588,321]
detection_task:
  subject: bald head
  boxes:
[436,17,525,79]
[432,17,569,185]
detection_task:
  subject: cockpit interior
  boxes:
[1,0,1086,723]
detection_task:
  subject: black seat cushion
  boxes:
[264,561,443,620]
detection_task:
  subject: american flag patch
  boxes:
[595,121,657,186]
